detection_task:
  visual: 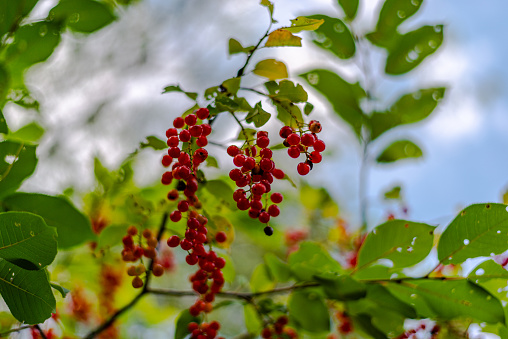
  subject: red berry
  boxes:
[287,133,300,146]
[173,117,185,128]
[297,162,310,175]
[272,169,285,179]
[301,133,315,146]
[215,231,227,243]
[309,120,322,133]
[258,212,270,223]
[178,200,189,212]
[233,189,245,201]
[233,154,246,167]
[268,204,280,217]
[271,192,283,203]
[170,210,182,222]
[186,254,199,265]
[179,129,191,142]
[309,151,322,163]
[279,126,293,138]
[257,136,270,148]
[215,257,226,269]
[313,139,326,152]
[167,235,180,247]
[178,152,190,164]
[168,146,181,158]
[243,157,256,171]
[252,183,266,195]
[194,148,208,162]
[260,148,272,158]
[196,108,209,120]
[227,145,240,157]
[248,209,260,218]
[167,136,179,147]
[287,146,300,158]
[166,128,178,137]
[167,189,179,200]
[201,123,212,136]
[229,168,243,181]
[260,158,274,172]
[189,125,202,137]
[196,136,208,147]
[184,114,197,126]
[237,198,250,210]
[161,171,173,185]
[250,200,263,210]
[161,155,172,167]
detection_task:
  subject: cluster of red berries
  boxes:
[162,109,225,336]
[396,323,440,339]
[188,321,224,339]
[335,311,353,335]
[121,226,164,288]
[280,120,325,176]
[227,131,285,236]
[261,316,297,339]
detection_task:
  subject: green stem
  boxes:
[236,19,273,78]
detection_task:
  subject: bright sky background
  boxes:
[9,0,508,233]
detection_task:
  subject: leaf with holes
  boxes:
[385,25,444,75]
[0,259,56,324]
[0,0,39,38]
[308,15,355,59]
[387,280,504,324]
[48,0,116,33]
[438,203,508,265]
[356,220,435,272]
[376,140,423,163]
[253,59,288,80]
[369,87,446,140]
[265,29,302,47]
[283,16,324,33]
[0,141,37,199]
[3,193,96,249]
[0,212,57,270]
[300,69,365,138]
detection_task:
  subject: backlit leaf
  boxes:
[0,0,39,39]
[385,25,444,75]
[383,185,401,200]
[3,193,96,249]
[0,64,9,102]
[288,242,342,281]
[174,309,200,339]
[246,102,271,127]
[6,122,44,144]
[308,15,355,59]
[264,253,291,282]
[49,0,116,33]
[50,283,70,298]
[275,80,308,103]
[438,203,508,265]
[356,220,435,271]
[0,212,57,270]
[314,273,366,301]
[139,136,167,150]
[283,16,324,33]
[289,290,330,333]
[376,140,423,163]
[221,77,241,96]
[253,59,288,80]
[338,0,359,19]
[244,304,262,334]
[250,263,275,293]
[162,85,197,101]
[0,141,37,199]
[265,29,301,47]
[228,38,253,55]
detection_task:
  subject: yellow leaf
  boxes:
[208,215,235,249]
[253,59,288,80]
[265,29,302,47]
[284,16,325,33]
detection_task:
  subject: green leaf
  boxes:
[300,69,365,137]
[288,241,342,281]
[6,122,44,144]
[246,102,271,128]
[264,253,291,283]
[0,108,8,134]
[0,0,39,39]
[221,77,241,96]
[244,304,262,334]
[367,0,423,49]
[385,25,444,75]
[205,156,218,168]
[48,0,115,33]
[2,193,96,249]
[0,259,56,324]
[383,186,401,200]
[260,0,274,18]
[0,212,57,270]
[204,180,234,208]
[469,260,508,281]
[283,16,324,33]
[369,87,446,140]
[174,309,200,339]
[250,263,275,293]
[304,102,314,115]
[96,224,128,249]
[314,273,366,301]
[236,128,256,141]
[350,314,387,339]
[338,0,359,19]
[356,220,435,271]
[50,283,69,298]
[139,136,167,150]
[387,280,505,324]
[289,290,330,333]
[162,85,197,101]
[308,15,356,59]
[366,284,416,318]
[0,141,37,199]
[437,203,508,265]
[275,80,308,103]
[228,38,253,55]
[265,29,302,47]
[253,59,288,80]
[0,63,9,102]
[376,140,423,163]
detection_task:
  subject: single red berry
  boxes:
[272,168,285,179]
[177,200,189,212]
[227,145,240,157]
[166,128,178,138]
[194,148,208,162]
[237,198,250,210]
[309,151,322,163]
[179,129,191,142]
[309,120,322,133]
[173,117,185,128]
[167,235,180,247]
[259,158,274,172]
[268,204,280,217]
[257,136,270,148]
[162,155,172,167]
[313,139,326,152]
[178,152,190,164]
[186,254,199,265]
[201,123,212,136]
[301,133,315,146]
[279,126,293,138]
[215,231,227,243]
[215,257,226,269]
[271,192,283,203]
[259,212,270,223]
[189,125,202,137]
[184,114,197,126]
[168,146,181,158]
[167,189,179,200]
[260,148,272,158]
[243,157,256,171]
[196,136,208,147]
[210,321,220,331]
[188,322,199,332]
[233,154,246,167]
[235,176,249,188]
[233,189,246,201]
[248,209,260,218]
[252,183,266,195]
[161,171,173,185]
[297,162,310,175]
[170,210,182,222]
[167,136,179,147]
[286,133,300,146]
[287,146,300,158]
[196,108,209,120]
[250,200,263,210]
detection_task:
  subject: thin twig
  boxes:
[0,325,32,338]
[34,325,48,339]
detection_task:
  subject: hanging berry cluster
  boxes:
[161,108,226,338]
[227,130,285,236]
[121,225,164,288]
[280,120,325,176]
[261,316,297,339]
